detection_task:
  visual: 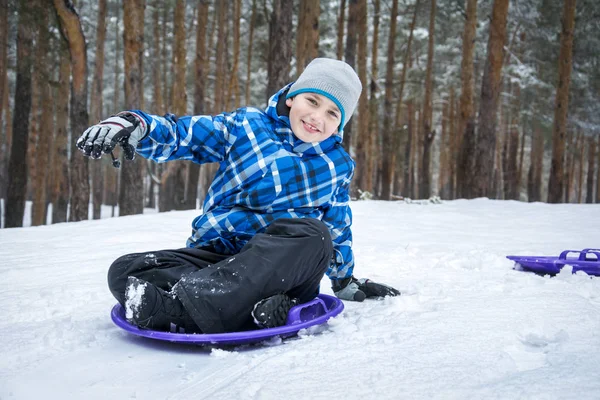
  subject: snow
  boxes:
[1,199,600,399]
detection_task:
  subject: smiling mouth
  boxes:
[302,120,321,133]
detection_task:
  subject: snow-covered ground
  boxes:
[1,199,599,399]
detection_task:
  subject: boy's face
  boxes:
[285,93,341,143]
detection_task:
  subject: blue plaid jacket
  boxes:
[133,85,355,281]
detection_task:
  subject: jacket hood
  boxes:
[264,84,343,155]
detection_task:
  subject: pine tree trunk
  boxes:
[152,1,164,113]
[160,0,188,212]
[336,0,346,61]
[596,136,600,203]
[412,105,421,197]
[28,5,43,209]
[403,100,414,198]
[342,0,357,153]
[266,0,292,99]
[296,0,307,73]
[119,0,144,216]
[89,0,107,219]
[112,2,121,113]
[438,97,449,198]
[456,0,477,199]
[516,126,526,200]
[103,2,120,217]
[32,9,52,226]
[214,1,228,111]
[162,2,170,111]
[51,44,70,224]
[527,121,544,202]
[306,1,319,64]
[0,0,8,202]
[586,135,596,203]
[353,0,368,197]
[548,0,577,203]
[199,0,228,207]
[564,130,574,202]
[419,0,436,199]
[185,0,210,212]
[576,132,584,203]
[471,0,509,198]
[394,0,419,197]
[225,0,241,110]
[380,0,398,200]
[448,89,456,198]
[245,0,257,105]
[505,82,520,200]
[55,0,91,222]
[366,0,379,194]
[5,0,34,227]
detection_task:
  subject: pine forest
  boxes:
[0,0,598,228]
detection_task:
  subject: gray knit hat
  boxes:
[286,58,362,132]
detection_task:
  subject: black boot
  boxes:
[251,294,298,329]
[125,276,202,334]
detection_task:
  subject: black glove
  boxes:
[333,276,400,302]
[76,112,147,164]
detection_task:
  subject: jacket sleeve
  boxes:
[322,168,355,282]
[131,109,242,164]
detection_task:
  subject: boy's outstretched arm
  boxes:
[322,171,401,302]
[76,109,243,165]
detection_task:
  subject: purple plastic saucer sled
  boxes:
[111,293,344,346]
[507,248,600,276]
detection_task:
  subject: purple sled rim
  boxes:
[507,248,600,276]
[111,293,344,345]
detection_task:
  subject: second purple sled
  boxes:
[507,248,600,276]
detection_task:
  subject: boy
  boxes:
[78,58,399,334]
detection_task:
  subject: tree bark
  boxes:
[245,0,257,105]
[152,0,164,113]
[564,130,574,202]
[297,0,319,74]
[51,43,71,224]
[226,0,242,110]
[403,100,415,198]
[439,90,454,199]
[527,121,544,202]
[112,1,121,113]
[576,132,584,203]
[366,0,379,194]
[353,0,368,197]
[548,0,577,203]
[586,135,596,203]
[342,0,357,153]
[5,0,34,227]
[0,0,8,202]
[471,0,509,198]
[380,0,398,200]
[184,0,210,212]
[119,0,145,216]
[394,0,419,197]
[419,0,436,199]
[336,0,346,61]
[456,0,477,199]
[53,0,90,222]
[160,0,188,212]
[32,9,52,226]
[28,2,43,209]
[89,0,108,219]
[504,82,520,200]
[266,0,293,100]
[596,136,600,203]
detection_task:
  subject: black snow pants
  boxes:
[107,218,333,333]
